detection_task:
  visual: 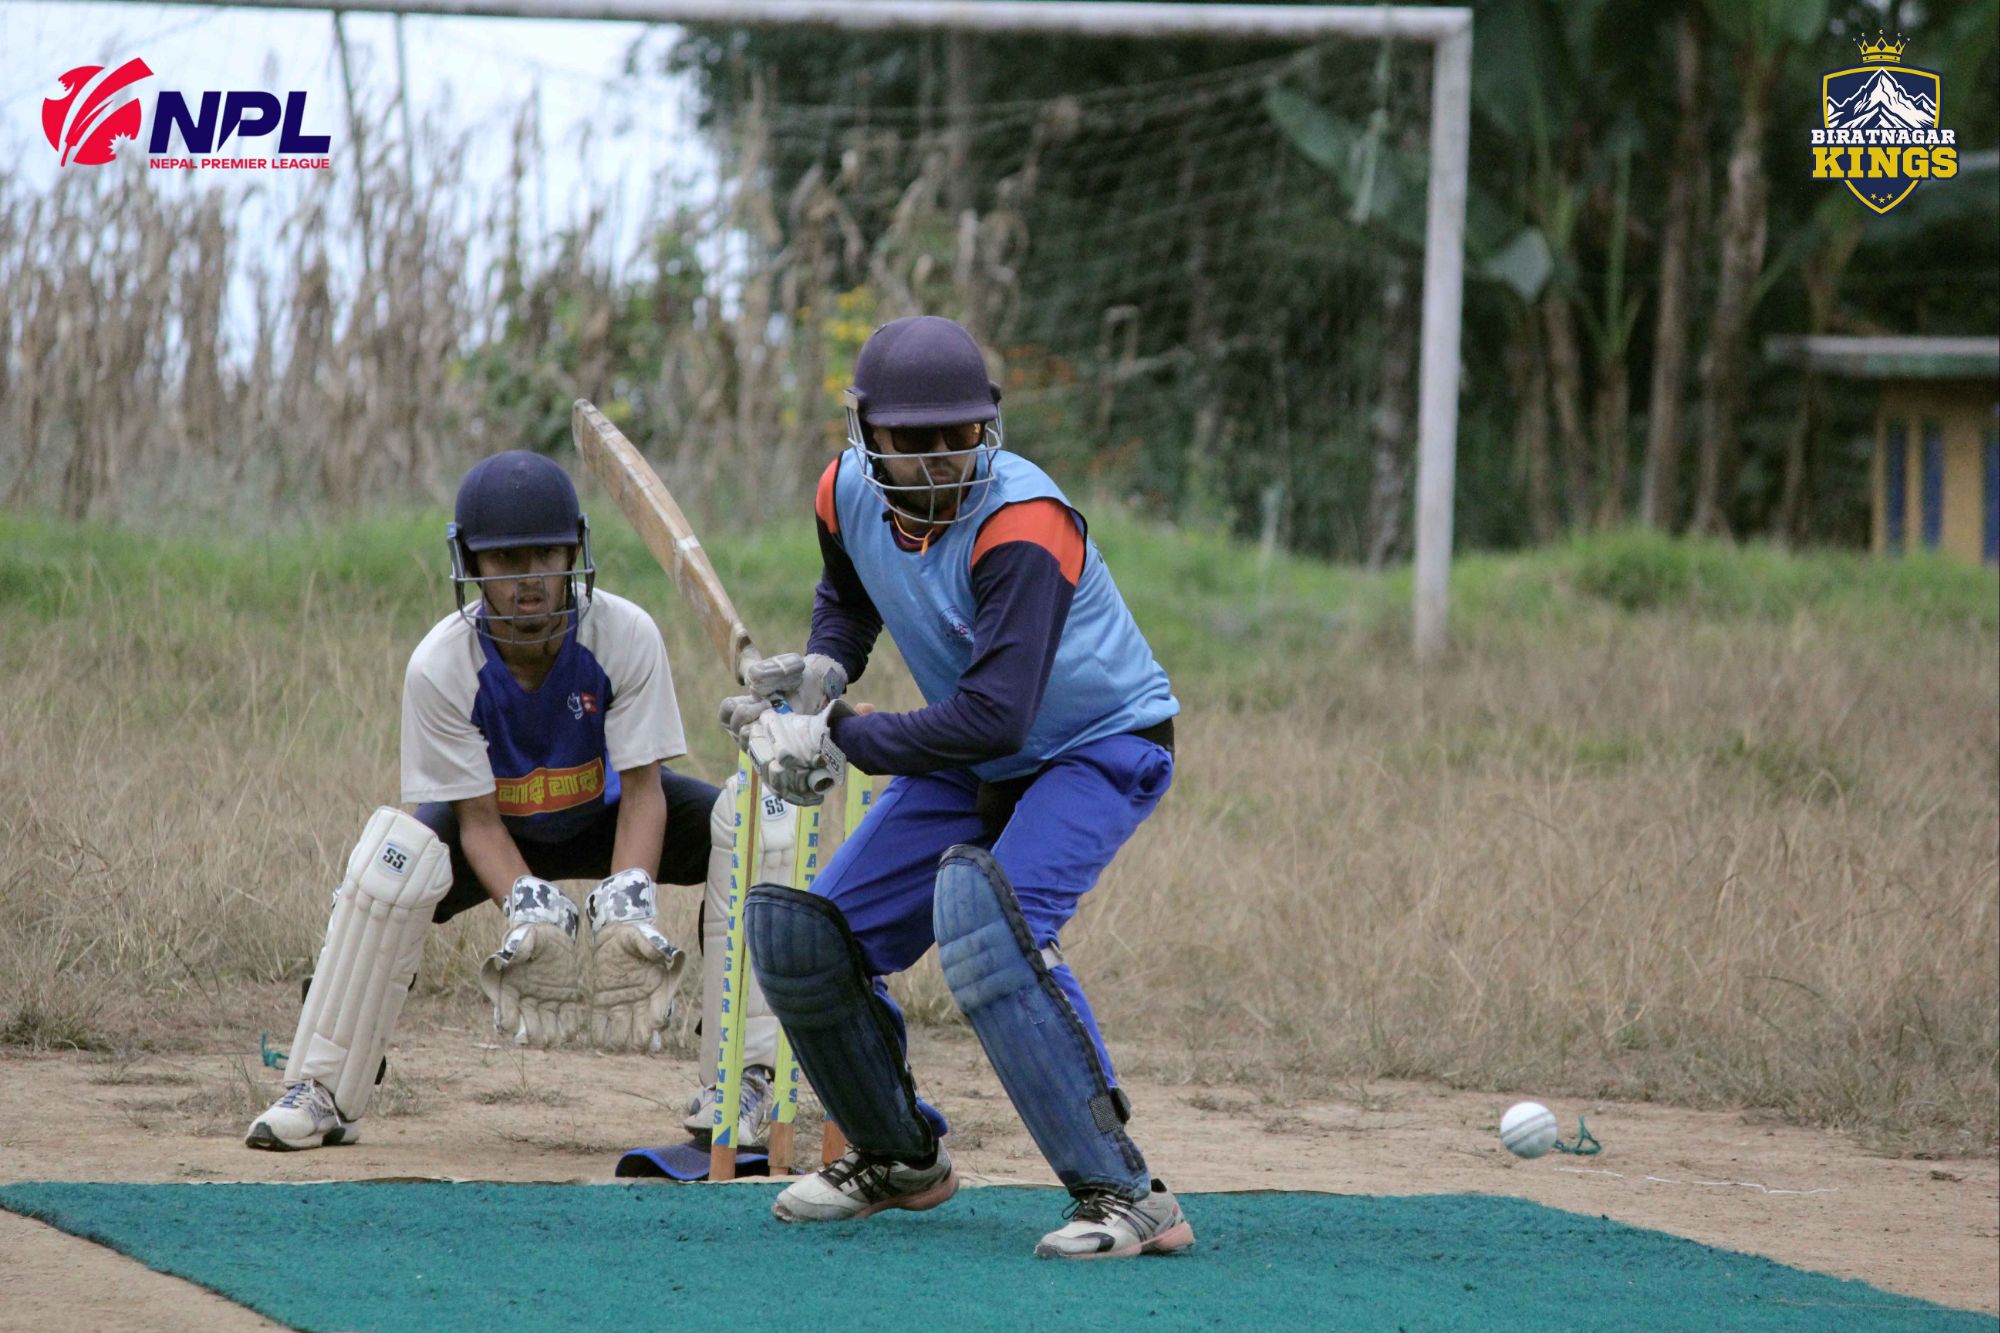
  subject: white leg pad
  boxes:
[702,774,789,1073]
[288,807,452,1120]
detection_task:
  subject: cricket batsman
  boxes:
[247,451,787,1150]
[722,315,1195,1259]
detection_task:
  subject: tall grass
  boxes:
[0,76,1046,531]
[1,517,1994,1153]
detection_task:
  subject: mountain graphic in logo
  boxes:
[1824,68,1937,132]
[42,58,153,166]
[1811,32,1956,214]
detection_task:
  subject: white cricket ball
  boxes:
[1500,1101,1560,1158]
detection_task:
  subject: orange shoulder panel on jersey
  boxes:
[971,498,1085,585]
[815,458,841,534]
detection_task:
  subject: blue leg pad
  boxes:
[932,845,1147,1194]
[745,885,936,1162]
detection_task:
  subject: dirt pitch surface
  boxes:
[4,1014,1995,1330]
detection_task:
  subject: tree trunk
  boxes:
[1691,49,1776,537]
[1593,358,1631,528]
[1640,10,1703,530]
[1774,220,1861,542]
[1773,371,1818,543]
[945,32,975,219]
[1509,311,1558,542]
[1541,290,1592,528]
[1366,261,1415,568]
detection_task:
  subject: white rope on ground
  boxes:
[1553,1166,1840,1197]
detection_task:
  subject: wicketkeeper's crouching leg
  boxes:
[246,808,451,1150]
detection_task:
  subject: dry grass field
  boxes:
[1,509,1994,1156]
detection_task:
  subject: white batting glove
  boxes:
[739,708,845,806]
[479,877,585,1047]
[718,693,773,749]
[584,869,686,1052]
[743,652,849,715]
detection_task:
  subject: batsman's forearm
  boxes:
[828,541,1074,774]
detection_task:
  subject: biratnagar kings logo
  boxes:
[42,57,331,172]
[1812,32,1958,214]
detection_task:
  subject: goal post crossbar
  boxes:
[149,0,1468,40]
[169,0,1469,658]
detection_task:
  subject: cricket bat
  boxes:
[570,399,843,794]
[573,398,821,1181]
[571,398,760,686]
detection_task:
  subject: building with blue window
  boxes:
[1768,336,1999,565]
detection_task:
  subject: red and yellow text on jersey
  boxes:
[495,759,605,816]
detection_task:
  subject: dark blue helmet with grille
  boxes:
[453,450,585,550]
[844,316,1004,526]
[850,316,1000,427]
[446,451,595,641]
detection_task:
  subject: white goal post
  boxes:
[169,0,1471,658]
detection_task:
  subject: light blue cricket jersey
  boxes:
[831,449,1178,781]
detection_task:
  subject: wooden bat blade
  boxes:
[571,398,757,682]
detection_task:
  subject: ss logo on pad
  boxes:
[380,844,410,874]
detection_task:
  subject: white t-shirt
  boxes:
[400,590,687,842]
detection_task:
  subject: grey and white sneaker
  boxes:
[1035,1178,1195,1260]
[681,1065,776,1150]
[772,1145,958,1223]
[245,1080,358,1151]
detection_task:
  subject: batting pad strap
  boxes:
[744,885,935,1162]
[289,807,452,1121]
[1090,1088,1133,1134]
[933,845,1147,1194]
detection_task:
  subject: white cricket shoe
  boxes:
[244,1080,358,1151]
[772,1145,958,1223]
[1034,1178,1195,1260]
[681,1065,776,1150]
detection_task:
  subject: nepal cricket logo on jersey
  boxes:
[567,691,599,720]
[42,57,332,171]
[1812,33,1958,214]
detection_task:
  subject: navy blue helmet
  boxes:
[844,316,1004,526]
[446,451,596,640]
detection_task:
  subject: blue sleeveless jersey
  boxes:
[831,449,1177,780]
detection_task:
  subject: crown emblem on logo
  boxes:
[1855,31,1908,63]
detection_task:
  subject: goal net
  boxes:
[642,15,1464,576]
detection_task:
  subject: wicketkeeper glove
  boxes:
[585,868,686,1052]
[479,876,585,1047]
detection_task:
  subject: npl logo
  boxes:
[43,58,152,166]
[40,57,333,170]
[150,90,329,156]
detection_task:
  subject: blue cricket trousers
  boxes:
[811,731,1173,1132]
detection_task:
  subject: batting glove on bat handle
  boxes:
[743,651,848,715]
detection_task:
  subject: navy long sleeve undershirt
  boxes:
[808,515,1077,775]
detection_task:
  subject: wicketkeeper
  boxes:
[723,316,1195,1259]
[247,451,786,1151]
